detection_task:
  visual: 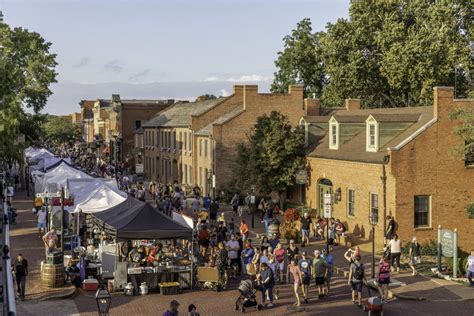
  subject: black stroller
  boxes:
[235,279,262,313]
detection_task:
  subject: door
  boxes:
[317,179,333,217]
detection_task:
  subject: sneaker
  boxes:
[303,298,308,304]
[266,303,274,307]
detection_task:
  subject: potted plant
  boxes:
[280,208,301,243]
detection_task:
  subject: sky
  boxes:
[1,0,350,114]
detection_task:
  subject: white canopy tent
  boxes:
[36,162,92,193]
[72,185,127,214]
[65,178,121,212]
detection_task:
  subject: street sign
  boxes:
[440,229,455,258]
[295,170,308,185]
[323,204,332,219]
[36,192,61,198]
[324,193,332,205]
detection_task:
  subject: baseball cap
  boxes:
[170,300,180,307]
[302,251,307,256]
[289,239,295,244]
[314,250,320,254]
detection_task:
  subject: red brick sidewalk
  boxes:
[9,190,74,300]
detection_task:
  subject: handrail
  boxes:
[2,180,17,316]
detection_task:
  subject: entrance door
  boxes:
[318,179,333,217]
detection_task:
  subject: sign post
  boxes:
[453,229,458,279]
[437,226,458,277]
[437,225,442,272]
[323,193,332,253]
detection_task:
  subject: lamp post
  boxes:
[369,209,379,279]
[96,283,112,316]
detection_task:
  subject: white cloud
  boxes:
[204,76,219,82]
[204,74,273,83]
[220,89,229,97]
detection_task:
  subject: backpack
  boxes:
[354,263,364,280]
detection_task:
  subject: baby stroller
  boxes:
[235,280,262,313]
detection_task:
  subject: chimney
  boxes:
[345,99,361,111]
[304,98,321,116]
[433,86,454,118]
[242,85,258,110]
[288,85,304,95]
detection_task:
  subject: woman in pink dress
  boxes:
[287,258,303,306]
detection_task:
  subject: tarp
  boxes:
[172,211,194,229]
[91,197,193,241]
[27,148,55,161]
[36,162,92,193]
[44,157,72,171]
[73,185,127,214]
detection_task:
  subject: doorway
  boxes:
[318,179,333,217]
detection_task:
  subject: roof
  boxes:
[306,106,434,163]
[142,98,226,128]
[134,127,144,134]
[195,106,245,136]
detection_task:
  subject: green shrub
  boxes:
[420,239,438,256]
[446,248,469,275]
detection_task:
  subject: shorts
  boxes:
[302,275,311,285]
[277,261,285,272]
[301,229,310,237]
[378,278,390,285]
[467,271,474,278]
[325,273,332,284]
[351,281,363,292]
[37,222,46,228]
[315,277,325,286]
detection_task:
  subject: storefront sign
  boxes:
[323,204,332,219]
[295,170,308,185]
[440,229,455,258]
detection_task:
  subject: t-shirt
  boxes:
[269,238,279,250]
[468,255,474,272]
[274,248,285,263]
[226,240,240,259]
[287,246,299,261]
[389,239,401,253]
[350,262,364,283]
[34,197,43,207]
[199,211,209,221]
[163,310,177,316]
[312,258,327,278]
[325,254,334,273]
[242,248,255,265]
[259,267,274,287]
[410,242,420,257]
[298,258,312,276]
[37,210,47,224]
[301,217,312,230]
[13,258,28,276]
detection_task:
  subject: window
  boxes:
[135,120,141,130]
[199,167,203,187]
[179,132,182,150]
[190,166,193,184]
[204,139,208,157]
[329,117,339,150]
[188,132,192,151]
[172,131,176,149]
[199,139,202,156]
[184,164,188,184]
[347,189,355,216]
[370,193,379,220]
[414,195,431,228]
[183,132,187,151]
[465,141,474,167]
[366,116,379,152]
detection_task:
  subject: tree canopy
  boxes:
[0,13,57,161]
[42,115,82,144]
[232,111,305,195]
[272,1,472,108]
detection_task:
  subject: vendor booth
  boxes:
[89,198,194,293]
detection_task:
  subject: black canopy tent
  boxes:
[91,197,193,241]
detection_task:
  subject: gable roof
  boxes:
[194,106,245,136]
[142,98,227,128]
[306,106,434,163]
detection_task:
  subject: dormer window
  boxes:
[366,115,379,152]
[329,117,339,150]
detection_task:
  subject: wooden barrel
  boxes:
[41,263,65,288]
[268,220,281,238]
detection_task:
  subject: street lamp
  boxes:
[95,283,111,316]
[369,209,379,279]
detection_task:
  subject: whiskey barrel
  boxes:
[268,220,281,238]
[41,263,65,288]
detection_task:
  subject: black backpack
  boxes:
[354,263,364,280]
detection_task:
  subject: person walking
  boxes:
[388,234,402,272]
[237,194,245,217]
[36,207,47,238]
[466,250,474,287]
[163,300,180,316]
[377,256,391,302]
[385,215,397,242]
[322,248,333,296]
[348,254,366,308]
[188,304,200,316]
[298,251,312,304]
[300,213,312,247]
[13,254,28,301]
[258,262,275,307]
[240,219,249,242]
[286,240,299,263]
[408,236,421,276]
[311,250,327,298]
[274,243,286,283]
[287,258,303,307]
[242,242,255,275]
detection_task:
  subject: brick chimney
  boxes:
[242,85,258,110]
[433,86,454,119]
[345,99,361,111]
[288,85,304,95]
[304,98,320,116]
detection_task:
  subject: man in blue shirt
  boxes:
[259,262,275,307]
[298,251,312,303]
[242,242,255,275]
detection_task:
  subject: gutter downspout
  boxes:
[382,155,390,243]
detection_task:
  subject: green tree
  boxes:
[43,116,82,144]
[321,0,472,107]
[232,111,305,203]
[0,13,57,161]
[450,108,473,164]
[271,18,326,98]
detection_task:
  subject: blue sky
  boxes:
[1,0,349,114]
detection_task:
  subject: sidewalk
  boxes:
[9,190,75,302]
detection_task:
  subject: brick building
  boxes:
[301,87,474,250]
[79,96,174,164]
[142,85,309,195]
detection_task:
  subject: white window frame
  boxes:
[370,192,379,221]
[347,189,355,217]
[329,116,339,150]
[366,115,379,152]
